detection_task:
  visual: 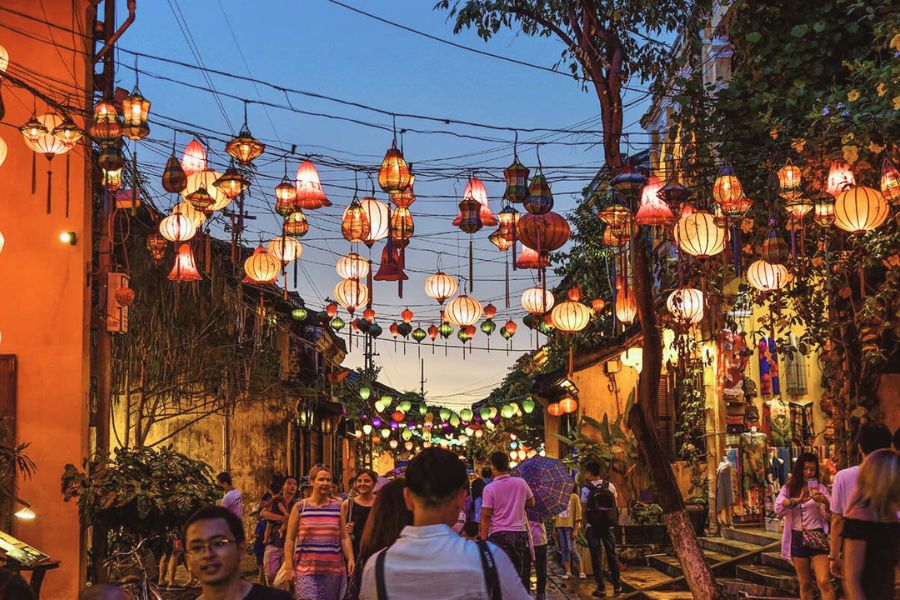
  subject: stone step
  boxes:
[642,592,694,600]
[699,536,762,557]
[724,526,782,546]
[718,577,799,599]
[647,550,734,578]
[760,551,794,573]
[736,564,800,595]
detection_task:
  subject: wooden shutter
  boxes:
[657,372,675,461]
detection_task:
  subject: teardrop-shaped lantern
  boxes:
[283,211,309,237]
[614,287,637,324]
[162,154,188,194]
[336,252,370,280]
[181,139,207,177]
[391,207,415,248]
[634,175,675,225]
[424,271,458,304]
[243,246,280,284]
[168,243,202,282]
[342,198,371,243]
[295,161,329,209]
[524,173,553,214]
[378,143,411,193]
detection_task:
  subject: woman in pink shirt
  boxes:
[775,453,835,600]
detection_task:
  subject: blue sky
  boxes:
[119,0,654,406]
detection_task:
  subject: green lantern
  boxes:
[381,395,393,407]
[522,398,536,414]
[374,399,387,413]
[501,404,515,418]
[438,322,453,339]
[479,407,491,421]
[538,321,554,335]
[480,319,496,336]
[411,327,427,343]
[369,322,383,338]
[460,408,473,422]
[450,414,461,427]
[439,407,451,421]
[401,428,413,441]
[418,404,427,416]
[399,400,412,413]
[359,385,371,401]
[330,317,345,331]
[500,327,512,340]
[457,329,472,343]
[291,307,308,321]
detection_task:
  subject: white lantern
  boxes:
[747,260,788,292]
[267,236,303,263]
[159,214,196,242]
[666,287,704,325]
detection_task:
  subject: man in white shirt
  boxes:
[828,423,891,578]
[360,447,530,600]
[217,472,243,520]
[580,461,622,597]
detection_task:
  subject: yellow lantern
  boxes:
[666,287,704,325]
[445,295,483,327]
[182,170,228,211]
[336,253,369,280]
[833,186,889,235]
[785,197,814,219]
[89,100,121,141]
[275,176,298,216]
[173,201,206,229]
[615,287,637,324]
[712,165,745,212]
[378,143,411,193]
[777,161,803,200]
[747,259,788,292]
[121,89,150,140]
[283,211,309,237]
[814,196,835,227]
[267,236,302,263]
[243,246,280,284]
[159,214,196,242]
[341,198,371,243]
[550,299,591,333]
[521,286,555,315]
[880,159,900,205]
[102,168,123,192]
[674,211,726,258]
[620,347,643,373]
[0,136,7,168]
[334,279,369,314]
[559,397,578,414]
[424,271,458,304]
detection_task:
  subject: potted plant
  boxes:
[61,445,219,560]
[624,502,669,545]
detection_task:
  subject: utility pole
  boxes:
[419,358,426,402]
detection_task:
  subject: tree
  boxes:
[438,2,722,597]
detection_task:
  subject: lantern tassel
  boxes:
[46,163,53,214]
[568,342,574,379]
[789,219,797,259]
[732,225,741,276]
[131,148,138,217]
[505,255,510,309]
[205,233,212,274]
[31,152,36,195]
[469,238,474,292]
[65,152,71,218]
[283,270,288,300]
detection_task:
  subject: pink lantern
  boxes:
[181,139,207,177]
[634,176,674,226]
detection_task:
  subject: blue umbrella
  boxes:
[512,456,573,521]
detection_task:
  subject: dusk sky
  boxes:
[119,0,655,406]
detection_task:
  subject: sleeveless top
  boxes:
[348,500,372,558]
[293,498,345,576]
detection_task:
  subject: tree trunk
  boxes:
[627,227,725,599]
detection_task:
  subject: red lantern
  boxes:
[559,397,578,414]
[389,322,399,338]
[391,410,405,423]
[881,159,900,205]
[484,303,497,320]
[591,299,606,313]
[634,175,675,225]
[401,308,414,324]
[373,239,408,282]
[363,308,377,323]
[516,212,570,253]
[391,173,416,208]
[547,402,563,417]
[168,243,202,282]
[283,211,309,237]
[463,176,497,226]
[342,199,371,243]
[427,324,439,340]
[504,320,518,336]
[515,245,549,269]
[295,161,330,209]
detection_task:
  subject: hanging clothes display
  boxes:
[784,334,808,395]
[716,457,736,529]
[738,430,768,522]
[719,331,750,432]
[757,336,780,396]
[789,400,814,445]
[725,447,745,518]
[767,397,792,446]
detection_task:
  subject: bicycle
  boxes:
[102,536,164,600]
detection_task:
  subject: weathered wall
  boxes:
[0,2,93,597]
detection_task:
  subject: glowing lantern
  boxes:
[597,205,634,241]
[292,308,308,321]
[522,398,535,414]
[214,167,250,200]
[336,253,369,280]
[342,199,371,243]
[159,214,196,242]
[359,196,390,247]
[275,176,297,216]
[103,168,123,192]
[363,307,376,323]
[121,88,150,140]
[162,155,188,194]
[391,174,416,208]
[330,317,346,332]
[295,161,329,209]
[89,100,121,141]
[181,139,207,176]
[712,164,745,215]
[267,236,302,263]
[326,303,339,318]
[378,143,411,193]
[674,211,726,258]
[615,287,637,324]
[591,299,606,313]
[168,243,202,282]
[634,176,674,225]
[620,347,643,373]
[391,207,414,248]
[412,327,427,343]
[550,297,592,333]
[0,138,6,168]
[547,403,563,417]
[785,197,814,220]
[658,178,691,212]
[334,279,368,315]
[524,174,553,215]
[243,246,280,284]
[747,259,788,292]
[814,196,835,227]
[826,160,855,197]
[445,295,483,327]
[521,287,554,315]
[182,170,227,212]
[284,211,309,237]
[458,176,497,226]
[173,202,206,229]
[777,161,803,200]
[516,245,549,269]
[516,211,570,254]
[147,234,167,262]
[666,287,704,325]
[559,397,578,414]
[400,308,414,324]
[438,322,453,339]
[880,159,900,205]
[489,230,513,251]
[53,114,82,147]
[389,323,399,339]
[480,320,496,335]
[427,324,439,340]
[503,157,530,204]
[225,106,265,165]
[833,186,889,235]
[500,404,515,418]
[761,233,790,265]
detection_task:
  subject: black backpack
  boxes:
[585,481,618,529]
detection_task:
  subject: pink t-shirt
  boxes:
[482,474,533,534]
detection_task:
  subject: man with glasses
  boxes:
[183,505,291,599]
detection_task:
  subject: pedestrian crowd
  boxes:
[76,424,899,600]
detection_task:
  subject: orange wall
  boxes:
[0,2,93,598]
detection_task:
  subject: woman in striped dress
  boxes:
[282,465,355,599]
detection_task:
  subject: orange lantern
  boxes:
[591,299,606,313]
[712,164,745,213]
[360,196,390,247]
[777,160,803,200]
[484,303,497,320]
[833,186,889,235]
[747,260,788,292]
[341,198,371,243]
[159,214,196,242]
[334,279,369,315]
[326,303,339,319]
[634,175,674,225]
[489,230,513,251]
[284,211,309,237]
[521,287,555,315]
[401,308,414,324]
[504,320,518,336]
[364,308,377,323]
[181,139,207,177]
[390,173,416,208]
[89,100,121,141]
[378,143,411,193]
[515,245,549,269]
[666,287,704,325]
[547,402,563,417]
[460,176,497,226]
[674,211,726,258]
[225,105,265,165]
[445,295,483,327]
[336,252,369,280]
[295,161,329,209]
[559,397,578,414]
[615,287,637,324]
[214,167,250,200]
[391,207,415,248]
[243,246,280,284]
[424,271,458,304]
[880,159,900,205]
[121,89,150,141]
[275,176,297,216]
[826,159,855,197]
[597,204,634,242]
[516,212,570,253]
[168,243,202,282]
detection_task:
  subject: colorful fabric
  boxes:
[784,334,808,395]
[757,337,780,396]
[739,433,768,522]
[768,398,792,446]
[293,571,345,600]
[717,330,749,399]
[292,499,346,579]
[789,401,814,445]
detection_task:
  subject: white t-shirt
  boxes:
[830,465,859,515]
[222,488,243,519]
[580,479,618,505]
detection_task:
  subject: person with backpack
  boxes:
[580,461,622,597]
[359,447,530,600]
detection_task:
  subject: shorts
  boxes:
[790,529,828,559]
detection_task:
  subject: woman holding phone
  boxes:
[775,452,835,600]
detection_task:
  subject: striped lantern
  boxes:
[243,246,280,284]
[833,186,889,235]
[674,210,726,258]
[445,295,483,327]
[162,154,188,194]
[267,236,302,263]
[747,260,788,292]
[666,287,704,325]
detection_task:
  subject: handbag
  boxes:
[273,500,306,591]
[799,495,829,552]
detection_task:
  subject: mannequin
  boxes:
[716,455,735,530]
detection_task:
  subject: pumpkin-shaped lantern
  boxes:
[334,279,369,315]
[159,214,196,242]
[747,259,788,292]
[445,295,483,327]
[267,236,302,263]
[336,252,369,280]
[521,286,555,315]
[674,210,726,258]
[243,246,280,284]
[833,186,889,235]
[516,212,570,253]
[424,271,458,304]
[666,287,704,325]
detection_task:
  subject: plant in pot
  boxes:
[625,502,669,545]
[61,445,219,571]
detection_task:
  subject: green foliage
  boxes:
[630,502,663,525]
[61,446,219,553]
